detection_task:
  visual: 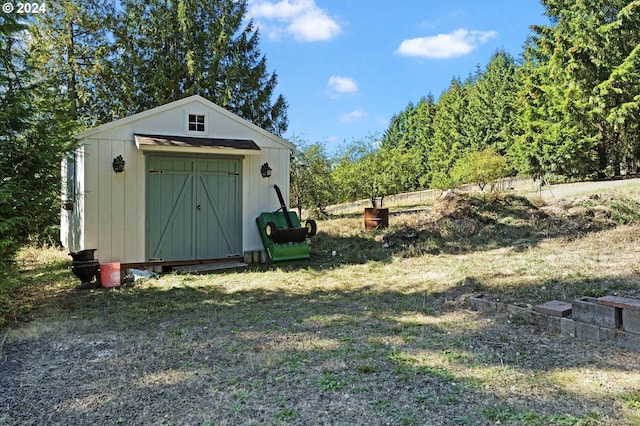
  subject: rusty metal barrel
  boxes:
[364,208,389,231]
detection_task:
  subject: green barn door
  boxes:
[147,155,242,261]
[147,157,196,261]
[196,158,242,259]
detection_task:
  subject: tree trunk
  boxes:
[67,20,78,121]
[597,141,608,179]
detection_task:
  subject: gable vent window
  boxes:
[188,114,206,132]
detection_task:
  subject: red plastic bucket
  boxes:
[100,263,121,288]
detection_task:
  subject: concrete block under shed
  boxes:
[534,300,572,317]
[571,297,620,329]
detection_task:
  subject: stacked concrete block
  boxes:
[570,296,621,342]
[468,293,640,353]
[530,300,571,335]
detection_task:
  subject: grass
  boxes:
[2,185,640,424]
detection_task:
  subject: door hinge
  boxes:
[149,170,165,174]
[228,172,240,176]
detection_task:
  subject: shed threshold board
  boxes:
[121,257,244,270]
[173,262,248,274]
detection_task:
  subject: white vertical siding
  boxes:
[60,157,69,249]
[78,138,144,263]
[242,147,291,251]
[83,141,99,254]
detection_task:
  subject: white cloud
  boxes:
[396,28,498,59]
[340,109,367,123]
[327,76,358,96]
[248,0,341,42]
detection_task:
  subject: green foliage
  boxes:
[333,137,421,207]
[381,95,436,188]
[451,150,511,191]
[464,50,518,155]
[514,0,640,179]
[290,140,333,218]
[610,199,640,224]
[110,0,288,135]
[1,13,73,266]
[29,0,115,125]
[427,77,470,187]
[380,3,640,187]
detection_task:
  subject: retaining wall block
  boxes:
[614,330,640,353]
[571,297,620,329]
[575,322,602,341]
[575,322,616,342]
[560,318,576,337]
[469,294,497,313]
[531,311,561,334]
[622,309,640,335]
[507,304,533,321]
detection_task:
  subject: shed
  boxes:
[60,95,295,267]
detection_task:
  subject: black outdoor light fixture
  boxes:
[261,162,272,178]
[112,155,126,173]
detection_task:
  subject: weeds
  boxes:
[610,199,640,224]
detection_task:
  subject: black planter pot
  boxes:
[69,249,97,262]
[71,260,100,284]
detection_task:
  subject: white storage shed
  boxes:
[60,95,294,267]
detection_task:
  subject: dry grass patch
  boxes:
[2,186,640,425]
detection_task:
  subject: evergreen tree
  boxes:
[1,13,72,263]
[428,78,470,188]
[512,42,598,179]
[1,13,29,262]
[111,0,288,135]
[380,95,436,189]
[29,0,115,125]
[380,102,417,151]
[515,0,640,179]
[464,50,518,155]
[412,95,437,188]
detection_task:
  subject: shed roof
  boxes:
[135,134,261,151]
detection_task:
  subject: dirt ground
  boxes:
[3,293,640,426]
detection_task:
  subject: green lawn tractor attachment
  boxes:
[256,185,317,262]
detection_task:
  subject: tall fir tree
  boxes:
[464,50,518,156]
[428,78,470,188]
[1,13,73,262]
[29,0,115,126]
[380,95,436,189]
[111,0,288,135]
[515,0,640,179]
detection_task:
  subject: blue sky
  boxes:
[246,0,550,153]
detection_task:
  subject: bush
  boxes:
[451,149,510,191]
